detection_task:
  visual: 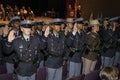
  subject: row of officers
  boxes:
[0,16,120,80]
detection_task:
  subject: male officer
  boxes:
[4,20,41,80]
[109,17,120,66]
[3,16,21,74]
[99,17,117,68]
[43,19,66,80]
[67,18,85,77]
[32,20,44,69]
[32,20,44,37]
[65,18,73,37]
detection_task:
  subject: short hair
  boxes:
[99,66,119,80]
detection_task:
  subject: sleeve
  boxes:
[3,40,14,55]
[66,32,75,47]
[40,35,48,50]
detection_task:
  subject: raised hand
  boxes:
[8,30,15,42]
[3,25,9,36]
[44,26,50,37]
[73,23,78,33]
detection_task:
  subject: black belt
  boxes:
[49,53,63,57]
[70,48,81,53]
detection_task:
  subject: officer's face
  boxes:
[93,25,99,32]
[61,24,65,30]
[103,21,109,26]
[37,25,42,31]
[67,23,73,29]
[77,23,83,30]
[13,22,19,30]
[21,27,31,36]
[53,25,60,32]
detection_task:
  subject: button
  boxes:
[30,54,32,56]
[29,50,31,52]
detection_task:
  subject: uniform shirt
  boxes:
[42,32,66,68]
[67,31,85,62]
[99,27,116,57]
[4,30,21,63]
[4,34,41,76]
[114,26,120,52]
[34,30,44,62]
[82,32,100,61]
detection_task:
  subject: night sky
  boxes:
[0,0,120,18]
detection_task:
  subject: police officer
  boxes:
[114,24,120,66]
[82,20,100,74]
[43,19,66,80]
[3,16,21,74]
[65,18,74,37]
[67,18,85,77]
[109,17,120,66]
[32,20,44,37]
[99,17,117,68]
[32,20,44,69]
[4,20,41,80]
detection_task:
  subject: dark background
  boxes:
[0,0,66,18]
[0,0,119,19]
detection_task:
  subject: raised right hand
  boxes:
[8,30,15,42]
[73,23,78,33]
[44,26,50,37]
[3,25,9,36]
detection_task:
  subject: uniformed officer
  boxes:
[109,17,120,66]
[32,20,44,37]
[32,20,45,69]
[82,19,100,74]
[99,17,118,68]
[65,18,73,37]
[4,20,41,80]
[67,18,85,77]
[83,20,89,33]
[43,18,66,80]
[3,16,21,74]
[114,24,120,66]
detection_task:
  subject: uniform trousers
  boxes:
[46,67,62,80]
[114,51,120,66]
[82,57,97,75]
[17,73,36,80]
[6,62,14,74]
[68,61,81,78]
[38,60,44,69]
[101,56,114,68]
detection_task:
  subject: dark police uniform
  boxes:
[4,16,21,74]
[42,19,66,80]
[109,17,120,66]
[33,20,45,69]
[4,20,41,80]
[67,18,85,77]
[99,17,117,68]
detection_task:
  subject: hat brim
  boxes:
[20,24,32,28]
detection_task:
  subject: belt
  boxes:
[70,48,81,52]
[49,53,63,57]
